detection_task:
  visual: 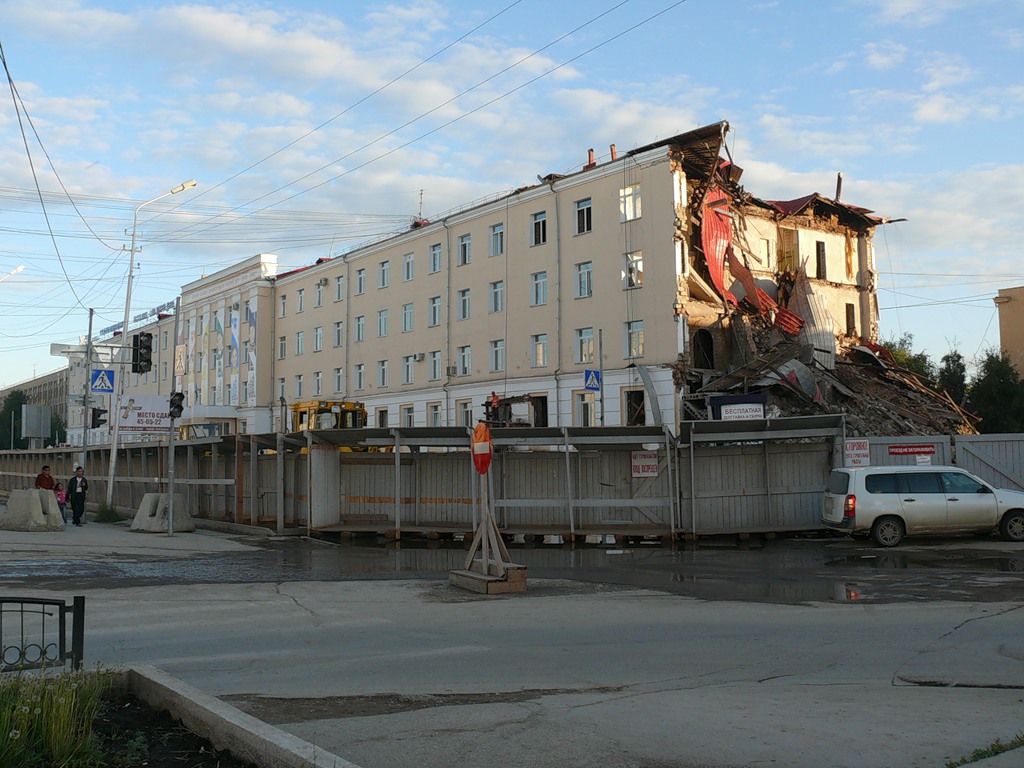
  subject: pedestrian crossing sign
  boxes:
[91,369,115,394]
[584,369,601,391]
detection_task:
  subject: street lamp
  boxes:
[105,179,197,508]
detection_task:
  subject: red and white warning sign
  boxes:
[472,421,493,475]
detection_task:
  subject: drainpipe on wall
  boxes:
[546,178,563,427]
[268,278,278,431]
[442,218,452,425]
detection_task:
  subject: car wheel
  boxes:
[999,510,1024,542]
[871,517,904,547]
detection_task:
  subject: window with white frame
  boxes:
[313,326,323,352]
[313,370,322,396]
[428,350,441,380]
[575,198,592,234]
[575,392,596,426]
[489,280,504,313]
[531,271,547,306]
[241,379,249,403]
[296,288,305,313]
[428,296,441,326]
[402,355,415,384]
[334,320,344,347]
[427,402,441,427]
[294,374,303,399]
[575,261,593,298]
[278,378,285,399]
[532,333,547,367]
[458,234,471,265]
[315,282,324,307]
[162,361,168,380]
[354,364,365,390]
[196,314,204,335]
[457,288,471,320]
[355,268,366,294]
[490,339,505,372]
[377,359,389,387]
[243,301,251,323]
[197,351,204,372]
[334,367,344,392]
[278,336,286,360]
[402,253,414,281]
[626,319,644,358]
[619,184,641,221]
[429,243,442,273]
[458,345,472,375]
[402,302,414,332]
[575,327,594,363]
[355,315,365,342]
[335,275,345,301]
[377,309,388,337]
[243,339,250,365]
[458,400,473,426]
[624,251,644,288]
[377,408,389,428]
[295,331,304,356]
[490,223,504,256]
[378,260,390,288]
[279,295,287,317]
[401,405,415,427]
[531,211,547,245]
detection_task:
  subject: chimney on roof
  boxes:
[610,144,618,161]
[584,148,596,171]
[835,172,844,202]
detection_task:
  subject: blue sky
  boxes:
[1,0,1022,388]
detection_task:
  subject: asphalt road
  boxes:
[2,522,1023,768]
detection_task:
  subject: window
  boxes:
[377,359,389,388]
[626,319,644,358]
[197,351,204,372]
[624,251,643,288]
[532,333,547,368]
[334,320,344,347]
[575,327,594,363]
[355,315,365,342]
[619,185,641,221]
[313,370,322,396]
[458,399,473,427]
[377,309,388,337]
[335,275,345,301]
[313,326,323,352]
[161,330,169,350]
[428,296,441,326]
[427,402,441,427]
[243,301,251,323]
[294,374,303,399]
[279,295,286,317]
[575,392,596,426]
[241,380,248,403]
[296,288,305,312]
[402,303,414,333]
[354,364,365,390]
[315,282,324,307]
[531,211,547,245]
[401,405,415,428]
[243,339,250,365]
[402,356,415,385]
[490,223,504,256]
[403,253,414,281]
[162,361,168,380]
[846,303,856,337]
[277,378,285,400]
[489,280,504,313]
[575,261,593,298]
[429,243,442,273]
[355,268,366,294]
[458,345,472,375]
[379,260,390,288]
[334,367,343,393]
[816,241,827,279]
[490,339,505,372]
[457,288,471,320]
[429,350,441,380]
[531,271,547,306]
[458,234,471,265]
[575,198,592,234]
[278,336,286,360]
[377,408,389,428]
[295,331,304,356]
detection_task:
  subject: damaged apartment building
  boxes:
[78,120,971,441]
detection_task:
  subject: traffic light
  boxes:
[168,391,185,419]
[90,407,108,429]
[132,332,153,373]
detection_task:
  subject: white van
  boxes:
[822,465,1024,547]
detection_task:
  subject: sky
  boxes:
[1,0,1022,388]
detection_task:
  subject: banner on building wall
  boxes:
[230,373,239,406]
[247,308,257,405]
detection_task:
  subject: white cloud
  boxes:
[864,41,908,69]
[861,0,985,25]
[919,57,975,92]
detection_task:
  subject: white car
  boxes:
[822,465,1024,547]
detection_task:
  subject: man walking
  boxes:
[67,466,88,526]
[34,464,55,491]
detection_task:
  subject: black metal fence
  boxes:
[0,596,84,672]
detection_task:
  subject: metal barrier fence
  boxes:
[1,596,84,672]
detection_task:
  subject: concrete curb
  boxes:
[122,664,360,768]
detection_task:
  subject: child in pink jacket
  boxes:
[54,483,67,524]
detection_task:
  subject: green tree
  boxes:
[937,350,968,405]
[0,389,29,450]
[882,332,936,380]
[967,352,1024,433]
[50,413,67,446]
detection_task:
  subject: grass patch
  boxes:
[946,732,1024,767]
[92,502,123,523]
[0,668,112,767]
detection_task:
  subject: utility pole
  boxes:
[80,308,94,473]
